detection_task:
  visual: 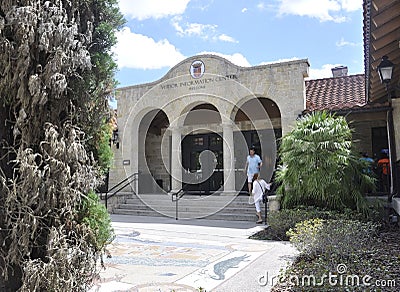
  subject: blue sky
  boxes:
[113,0,363,89]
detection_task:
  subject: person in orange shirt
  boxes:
[377,152,390,193]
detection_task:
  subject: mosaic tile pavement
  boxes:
[89,216,295,292]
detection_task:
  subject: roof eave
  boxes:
[363,0,372,103]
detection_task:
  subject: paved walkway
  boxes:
[89,214,297,292]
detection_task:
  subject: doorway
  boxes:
[181,133,223,194]
[372,127,388,159]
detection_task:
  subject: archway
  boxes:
[181,103,223,193]
[138,109,170,193]
[233,97,282,191]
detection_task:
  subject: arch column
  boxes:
[170,126,182,192]
[222,122,235,193]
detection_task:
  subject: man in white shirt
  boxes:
[244,147,262,194]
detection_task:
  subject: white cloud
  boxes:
[257,2,266,10]
[198,52,251,67]
[171,16,186,34]
[172,16,217,38]
[306,63,343,79]
[259,57,300,65]
[241,7,248,13]
[194,0,214,11]
[217,34,238,43]
[336,37,359,47]
[118,0,190,20]
[185,23,215,36]
[277,0,361,23]
[113,27,185,69]
[339,0,362,12]
[172,16,237,43]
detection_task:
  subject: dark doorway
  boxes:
[181,133,223,194]
[372,127,388,159]
[235,129,282,192]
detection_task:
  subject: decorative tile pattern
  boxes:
[176,251,264,291]
[90,218,290,292]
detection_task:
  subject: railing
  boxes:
[171,185,188,220]
[263,182,277,225]
[102,173,139,209]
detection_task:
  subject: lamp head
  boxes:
[377,55,394,84]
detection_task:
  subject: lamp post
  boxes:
[377,55,397,201]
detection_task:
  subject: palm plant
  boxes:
[276,111,374,214]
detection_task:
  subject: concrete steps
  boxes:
[112,193,264,221]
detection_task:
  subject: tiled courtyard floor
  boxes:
[89,215,297,292]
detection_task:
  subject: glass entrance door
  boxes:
[182,133,223,194]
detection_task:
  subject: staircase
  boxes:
[112,193,264,222]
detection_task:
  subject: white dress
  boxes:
[252,179,270,202]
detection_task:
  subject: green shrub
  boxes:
[250,206,378,241]
[262,208,320,240]
[276,111,375,214]
[96,120,114,174]
[272,213,398,291]
[77,191,115,251]
[287,219,378,259]
[286,218,324,255]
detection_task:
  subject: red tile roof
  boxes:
[305,74,369,112]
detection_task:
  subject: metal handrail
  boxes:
[171,185,188,220]
[171,188,185,202]
[103,173,139,209]
[263,182,277,226]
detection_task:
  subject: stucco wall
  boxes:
[347,111,387,158]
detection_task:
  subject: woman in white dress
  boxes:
[252,176,270,224]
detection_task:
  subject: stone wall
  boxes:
[110,55,309,192]
[145,130,170,191]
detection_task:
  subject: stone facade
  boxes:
[109,55,309,194]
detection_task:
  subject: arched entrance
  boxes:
[181,103,223,194]
[115,56,308,198]
[233,97,282,191]
[138,109,170,193]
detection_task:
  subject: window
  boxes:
[193,137,204,146]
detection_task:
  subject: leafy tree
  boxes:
[276,111,374,214]
[0,1,124,290]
